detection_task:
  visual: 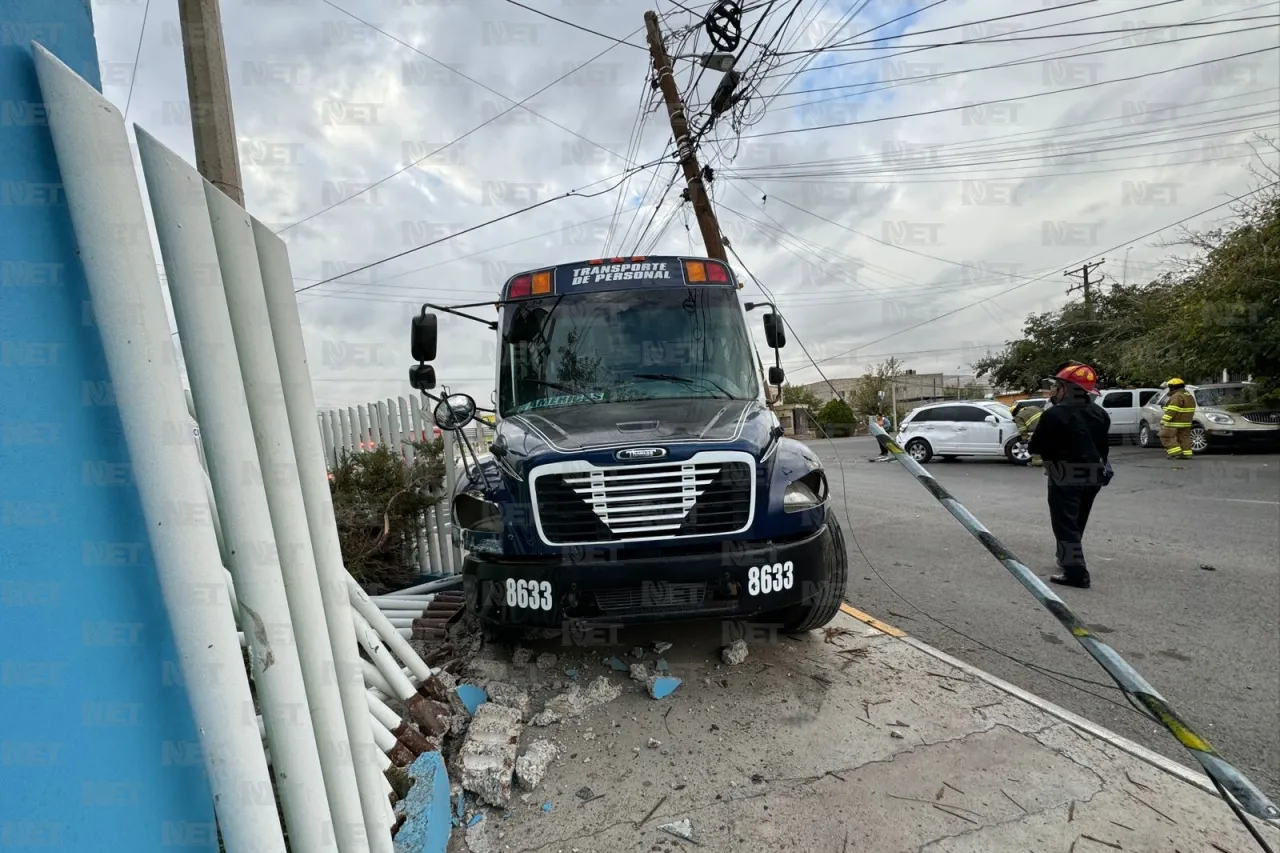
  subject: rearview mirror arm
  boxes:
[421,302,498,331]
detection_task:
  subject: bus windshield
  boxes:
[498,286,759,416]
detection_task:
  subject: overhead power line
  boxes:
[293,160,671,294]
[742,45,1280,138]
[499,0,650,49]
[800,180,1280,368]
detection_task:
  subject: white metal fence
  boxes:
[35,47,458,853]
[315,395,495,577]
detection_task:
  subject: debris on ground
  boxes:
[656,658,669,673]
[454,684,488,716]
[512,647,534,667]
[564,668,579,680]
[535,653,558,671]
[629,663,649,682]
[466,659,509,683]
[647,675,681,700]
[652,641,672,654]
[658,818,697,843]
[647,738,661,749]
[541,802,552,813]
[532,675,623,726]
[890,731,905,740]
[575,786,594,801]
[721,639,749,666]
[1200,564,1217,571]
[631,646,646,660]
[482,682,532,720]
[605,655,629,672]
[514,739,560,791]
[458,702,524,807]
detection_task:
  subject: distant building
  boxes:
[799,371,988,408]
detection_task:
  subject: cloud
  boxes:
[87,0,1280,407]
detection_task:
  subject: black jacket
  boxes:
[1028,393,1111,486]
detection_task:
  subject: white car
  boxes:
[1094,387,1162,443]
[896,401,1027,464]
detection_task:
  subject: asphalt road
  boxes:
[808,435,1280,799]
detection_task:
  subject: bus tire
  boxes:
[780,514,849,634]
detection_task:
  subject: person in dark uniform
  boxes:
[1028,363,1111,589]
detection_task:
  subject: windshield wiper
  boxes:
[630,373,734,399]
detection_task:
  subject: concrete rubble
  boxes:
[514,739,560,791]
[721,638,749,665]
[511,647,534,668]
[534,653,557,671]
[457,702,524,807]
[481,681,532,720]
[531,675,623,726]
[453,613,1280,853]
[629,663,648,682]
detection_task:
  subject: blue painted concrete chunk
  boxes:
[541,802,553,812]
[650,676,682,699]
[467,814,483,827]
[394,751,452,853]
[564,668,579,680]
[606,656,629,671]
[656,659,670,673]
[455,684,488,716]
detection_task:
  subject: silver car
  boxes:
[1137,382,1280,453]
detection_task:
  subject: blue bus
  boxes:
[408,255,847,637]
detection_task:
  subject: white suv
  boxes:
[896,401,1025,464]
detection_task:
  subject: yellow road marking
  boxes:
[840,603,906,638]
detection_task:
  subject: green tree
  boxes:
[780,383,822,408]
[816,397,857,437]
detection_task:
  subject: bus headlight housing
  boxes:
[784,470,827,513]
[454,492,502,533]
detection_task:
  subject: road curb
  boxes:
[838,603,1216,799]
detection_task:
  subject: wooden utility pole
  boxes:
[644,10,726,262]
[1065,259,1104,319]
[178,0,244,206]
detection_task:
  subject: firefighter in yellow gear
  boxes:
[1015,404,1044,467]
[1159,378,1197,459]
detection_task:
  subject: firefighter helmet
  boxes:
[1166,377,1186,388]
[1054,363,1098,393]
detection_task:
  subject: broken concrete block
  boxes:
[647,738,661,749]
[630,646,645,660]
[722,639,749,666]
[467,659,509,683]
[458,703,524,807]
[512,647,534,667]
[455,684,487,716]
[629,663,648,682]
[514,739,560,791]
[483,681,533,720]
[535,653,558,671]
[647,675,681,700]
[652,641,672,654]
[532,675,623,726]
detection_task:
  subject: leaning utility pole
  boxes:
[1065,259,1105,319]
[178,0,244,206]
[644,10,727,262]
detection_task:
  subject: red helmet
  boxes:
[1054,363,1098,393]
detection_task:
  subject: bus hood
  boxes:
[497,398,774,464]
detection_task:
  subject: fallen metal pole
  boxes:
[385,576,463,597]
[351,611,443,737]
[32,45,287,853]
[348,581,435,684]
[866,420,1280,825]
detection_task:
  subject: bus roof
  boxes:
[500,255,740,300]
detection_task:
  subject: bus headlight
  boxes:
[454,493,502,533]
[784,471,827,513]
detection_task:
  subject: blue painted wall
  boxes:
[0,2,217,849]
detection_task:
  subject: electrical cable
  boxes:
[767,18,1279,103]
[122,0,151,122]
[498,0,650,49]
[743,44,1280,138]
[280,2,701,233]
[293,160,671,293]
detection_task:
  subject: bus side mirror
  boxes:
[768,366,785,385]
[763,312,786,348]
[409,364,436,391]
[411,313,438,362]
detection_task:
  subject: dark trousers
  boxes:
[1047,482,1101,579]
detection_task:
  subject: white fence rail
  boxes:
[316,395,494,577]
[36,47,459,853]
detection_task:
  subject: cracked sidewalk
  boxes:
[448,612,1279,853]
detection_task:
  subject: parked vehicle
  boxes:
[407,255,847,638]
[1094,387,1162,443]
[1137,382,1280,453]
[896,401,1027,464]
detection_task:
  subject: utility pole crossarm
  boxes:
[644,10,726,262]
[1064,259,1105,319]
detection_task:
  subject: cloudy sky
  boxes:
[86,0,1279,409]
